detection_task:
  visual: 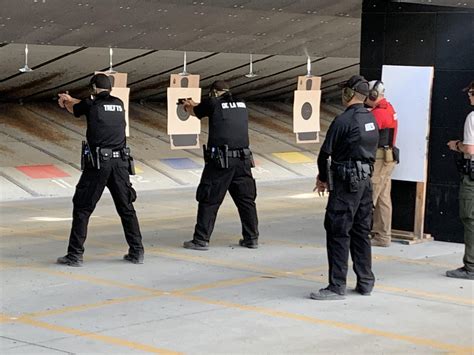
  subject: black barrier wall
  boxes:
[360,0,474,242]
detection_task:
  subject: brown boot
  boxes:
[371,238,391,247]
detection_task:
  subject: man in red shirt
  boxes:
[366,80,399,247]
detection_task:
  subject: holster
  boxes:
[326,158,334,192]
[80,141,95,170]
[208,145,229,169]
[332,161,372,193]
[242,148,255,168]
[121,147,135,175]
[458,158,474,181]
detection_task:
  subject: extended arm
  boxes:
[58,92,81,115]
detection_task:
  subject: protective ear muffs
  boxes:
[368,80,382,101]
[89,75,98,93]
[342,87,355,102]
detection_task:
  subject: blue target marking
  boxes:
[161,158,202,170]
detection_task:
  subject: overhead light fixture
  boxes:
[19,44,33,73]
[105,47,117,73]
[245,54,257,78]
[178,51,188,76]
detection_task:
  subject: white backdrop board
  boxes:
[382,65,434,182]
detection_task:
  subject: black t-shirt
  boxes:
[318,103,379,182]
[73,92,126,151]
[194,95,250,149]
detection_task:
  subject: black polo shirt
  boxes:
[194,95,250,149]
[73,92,126,151]
[318,103,379,182]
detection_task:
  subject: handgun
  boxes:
[177,97,192,105]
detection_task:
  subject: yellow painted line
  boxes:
[273,152,314,164]
[3,314,180,354]
[144,247,474,306]
[21,277,265,320]
[171,276,266,295]
[23,294,161,319]
[177,294,473,354]
[135,165,144,174]
[0,261,158,293]
[373,254,458,269]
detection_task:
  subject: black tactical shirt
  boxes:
[73,92,126,151]
[318,103,379,182]
[194,94,250,149]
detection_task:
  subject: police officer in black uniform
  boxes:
[181,80,259,250]
[56,74,144,266]
[311,75,379,300]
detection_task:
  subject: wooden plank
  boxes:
[414,181,427,237]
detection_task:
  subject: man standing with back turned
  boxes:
[311,75,379,300]
[365,80,399,247]
[56,74,144,266]
[181,80,259,251]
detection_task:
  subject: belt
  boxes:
[227,150,244,158]
[97,148,124,159]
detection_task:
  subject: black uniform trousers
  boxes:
[193,157,259,244]
[66,158,143,261]
[324,177,375,294]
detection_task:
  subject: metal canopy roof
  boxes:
[0,0,471,102]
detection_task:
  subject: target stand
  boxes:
[293,76,321,144]
[167,74,201,150]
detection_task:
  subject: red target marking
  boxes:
[16,165,70,179]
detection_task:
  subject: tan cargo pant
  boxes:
[371,156,396,243]
[460,176,474,272]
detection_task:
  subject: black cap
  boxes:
[210,80,230,91]
[338,75,370,96]
[462,80,474,92]
[90,74,112,90]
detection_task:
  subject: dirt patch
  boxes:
[129,104,167,132]
[0,143,15,155]
[0,104,70,144]
[250,114,291,135]
[3,73,64,99]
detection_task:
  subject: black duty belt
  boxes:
[99,149,124,159]
[330,160,373,193]
[226,149,247,158]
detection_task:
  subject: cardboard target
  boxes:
[297,76,321,91]
[296,132,319,144]
[293,90,321,144]
[170,134,200,150]
[170,74,200,88]
[167,87,202,135]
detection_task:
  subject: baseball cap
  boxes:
[89,74,112,90]
[210,80,230,91]
[338,75,370,96]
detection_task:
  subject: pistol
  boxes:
[177,97,192,105]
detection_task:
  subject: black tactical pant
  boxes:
[324,177,375,294]
[193,157,259,244]
[66,158,143,261]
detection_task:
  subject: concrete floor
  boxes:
[0,178,473,354]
